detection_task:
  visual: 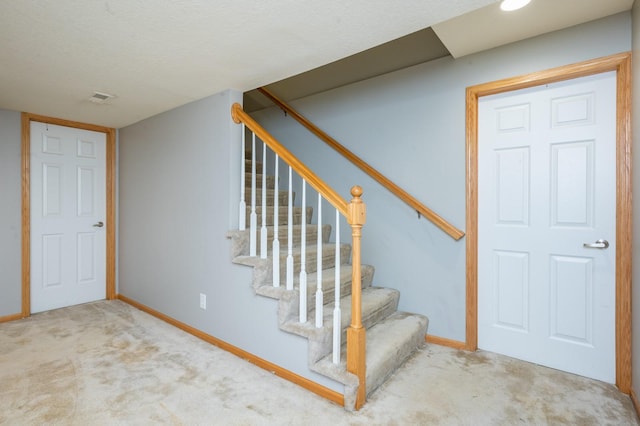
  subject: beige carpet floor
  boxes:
[0,300,637,425]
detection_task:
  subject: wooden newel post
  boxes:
[346,185,366,410]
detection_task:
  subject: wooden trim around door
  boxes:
[21,113,116,317]
[465,52,632,393]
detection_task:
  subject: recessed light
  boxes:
[500,0,531,11]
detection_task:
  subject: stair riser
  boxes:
[245,189,292,207]
[308,277,361,311]
[256,224,331,249]
[275,245,351,277]
[301,288,400,365]
[335,291,400,346]
[244,150,264,160]
[244,159,263,174]
[272,264,376,328]
[301,264,375,308]
[229,226,333,258]
[244,173,275,187]
[245,207,313,227]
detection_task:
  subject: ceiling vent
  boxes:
[89,91,115,104]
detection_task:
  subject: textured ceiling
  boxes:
[0,1,632,128]
[0,0,497,128]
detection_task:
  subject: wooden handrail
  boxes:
[257,87,465,241]
[232,103,349,217]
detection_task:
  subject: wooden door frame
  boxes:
[21,113,116,317]
[465,52,632,393]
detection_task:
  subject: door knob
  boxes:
[93,221,104,228]
[583,239,609,249]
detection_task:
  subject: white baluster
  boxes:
[238,124,246,230]
[272,155,280,287]
[299,180,307,323]
[286,166,294,290]
[332,210,341,364]
[315,195,323,328]
[260,141,267,259]
[249,133,257,257]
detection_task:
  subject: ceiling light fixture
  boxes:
[500,0,531,11]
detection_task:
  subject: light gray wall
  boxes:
[631,1,640,406]
[252,13,632,341]
[0,109,22,317]
[1,10,634,400]
[118,90,341,392]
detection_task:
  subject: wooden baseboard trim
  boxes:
[0,313,23,324]
[631,389,640,420]
[116,294,344,407]
[426,334,467,350]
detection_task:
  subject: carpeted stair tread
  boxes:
[312,311,428,408]
[281,287,399,344]
[231,243,353,287]
[245,206,313,227]
[244,159,263,174]
[253,264,375,308]
[244,172,275,187]
[227,225,331,259]
[257,224,331,249]
[361,311,428,397]
[321,286,399,333]
[297,264,375,303]
[245,188,291,206]
[272,243,352,277]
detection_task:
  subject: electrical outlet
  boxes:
[199,293,207,310]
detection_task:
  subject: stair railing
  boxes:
[257,87,465,241]
[232,103,368,409]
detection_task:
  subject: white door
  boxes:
[30,122,107,313]
[478,71,616,383]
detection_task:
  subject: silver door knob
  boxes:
[93,221,104,228]
[583,239,609,249]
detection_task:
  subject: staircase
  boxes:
[227,148,428,411]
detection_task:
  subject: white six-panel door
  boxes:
[478,71,616,383]
[30,122,107,313]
